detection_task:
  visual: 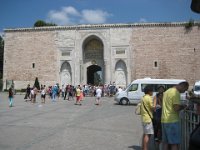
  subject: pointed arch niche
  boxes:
[115,60,127,88]
[60,61,72,86]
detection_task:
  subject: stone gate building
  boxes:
[3,22,200,89]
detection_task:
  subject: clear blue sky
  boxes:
[0,0,199,35]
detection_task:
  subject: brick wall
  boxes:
[131,25,200,85]
[3,30,58,88]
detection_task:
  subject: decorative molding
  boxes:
[4,22,200,32]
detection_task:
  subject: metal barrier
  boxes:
[180,109,200,150]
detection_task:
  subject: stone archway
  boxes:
[83,35,104,85]
[115,60,127,88]
[87,65,102,85]
[60,62,71,86]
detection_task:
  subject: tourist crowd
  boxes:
[20,83,122,105]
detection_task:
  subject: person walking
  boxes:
[61,85,65,98]
[140,85,154,150]
[41,87,46,103]
[8,87,14,107]
[68,85,74,101]
[161,81,189,150]
[33,87,38,103]
[75,85,81,105]
[52,85,58,102]
[24,84,31,102]
[80,86,84,101]
[95,86,102,105]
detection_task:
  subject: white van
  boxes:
[193,81,200,96]
[114,78,186,105]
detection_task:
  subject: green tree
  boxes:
[34,20,57,27]
[34,77,40,90]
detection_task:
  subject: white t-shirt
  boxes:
[31,89,34,95]
[118,88,123,93]
[96,88,102,97]
[41,89,46,95]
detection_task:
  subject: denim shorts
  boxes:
[162,122,181,144]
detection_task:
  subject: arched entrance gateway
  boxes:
[87,65,102,85]
[83,35,104,86]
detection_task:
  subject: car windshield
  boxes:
[124,84,131,91]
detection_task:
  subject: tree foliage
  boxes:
[34,20,57,27]
[34,77,40,90]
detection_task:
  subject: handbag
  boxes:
[135,102,141,115]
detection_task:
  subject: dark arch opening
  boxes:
[87,65,102,85]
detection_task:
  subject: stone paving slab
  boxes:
[0,93,143,150]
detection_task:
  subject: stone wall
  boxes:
[131,25,200,85]
[3,30,58,89]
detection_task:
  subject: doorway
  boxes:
[87,65,102,85]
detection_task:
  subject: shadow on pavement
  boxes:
[128,145,141,150]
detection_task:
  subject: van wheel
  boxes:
[120,98,129,105]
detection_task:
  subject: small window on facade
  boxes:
[32,63,35,68]
[62,52,70,56]
[154,61,158,67]
[116,50,125,54]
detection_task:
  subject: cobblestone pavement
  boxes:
[0,93,143,150]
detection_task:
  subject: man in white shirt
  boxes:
[118,86,123,93]
[95,86,102,105]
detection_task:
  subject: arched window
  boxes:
[115,60,127,88]
[60,62,72,85]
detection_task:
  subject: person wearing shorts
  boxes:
[95,86,102,105]
[140,86,154,150]
[161,81,189,150]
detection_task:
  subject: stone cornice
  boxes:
[4,22,200,32]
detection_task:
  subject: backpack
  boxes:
[135,102,141,115]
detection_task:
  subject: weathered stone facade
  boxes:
[3,22,200,89]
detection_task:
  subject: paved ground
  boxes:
[0,93,143,150]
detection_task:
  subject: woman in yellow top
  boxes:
[75,85,82,105]
[141,85,154,150]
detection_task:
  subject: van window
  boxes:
[141,84,155,92]
[165,84,176,89]
[194,86,200,91]
[129,84,138,91]
[141,84,176,92]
